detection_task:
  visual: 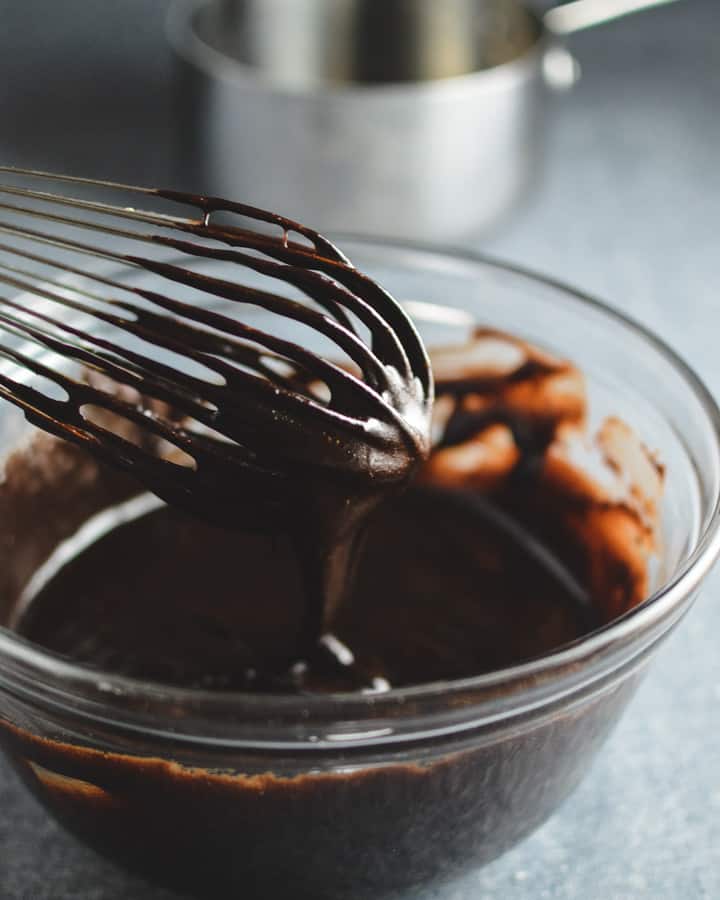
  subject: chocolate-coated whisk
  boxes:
[0,168,431,514]
[0,167,433,663]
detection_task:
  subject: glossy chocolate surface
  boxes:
[0,326,663,898]
[11,327,665,691]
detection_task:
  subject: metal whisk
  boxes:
[0,167,432,526]
[0,167,433,662]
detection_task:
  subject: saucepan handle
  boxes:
[545,0,679,37]
[542,0,679,92]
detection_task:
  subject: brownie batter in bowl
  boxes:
[0,242,718,899]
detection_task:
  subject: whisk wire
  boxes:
[0,167,433,526]
[0,168,428,382]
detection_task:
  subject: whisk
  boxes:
[0,166,433,656]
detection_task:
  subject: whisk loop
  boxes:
[0,168,435,674]
[0,167,432,536]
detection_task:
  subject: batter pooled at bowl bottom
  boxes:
[12,491,590,691]
[6,328,664,692]
[0,326,667,900]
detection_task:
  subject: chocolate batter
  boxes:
[7,327,664,692]
[0,326,664,899]
[13,485,594,693]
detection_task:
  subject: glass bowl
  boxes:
[0,239,718,900]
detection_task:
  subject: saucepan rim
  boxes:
[165,0,549,98]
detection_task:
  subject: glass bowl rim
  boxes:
[0,237,718,741]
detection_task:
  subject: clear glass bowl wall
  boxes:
[0,240,718,898]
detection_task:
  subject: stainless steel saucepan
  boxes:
[167,0,678,240]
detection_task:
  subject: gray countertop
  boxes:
[1,1,719,897]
